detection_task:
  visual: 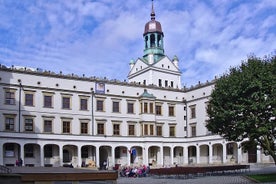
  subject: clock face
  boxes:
[149,22,156,30]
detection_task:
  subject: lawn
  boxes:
[247,173,276,182]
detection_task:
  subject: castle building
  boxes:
[0,3,273,168]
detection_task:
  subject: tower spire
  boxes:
[151,0,155,20]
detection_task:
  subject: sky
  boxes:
[0,0,275,87]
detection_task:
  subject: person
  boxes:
[19,158,23,167]
[15,159,19,166]
[103,160,107,170]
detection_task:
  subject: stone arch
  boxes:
[188,145,196,164]
[44,144,59,167]
[213,143,223,163]
[99,146,111,169]
[130,146,142,165]
[148,145,160,167]
[24,143,40,167]
[3,142,20,166]
[199,144,209,164]
[173,146,183,165]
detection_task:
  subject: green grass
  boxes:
[247,173,276,182]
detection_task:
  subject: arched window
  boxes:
[157,35,161,47]
[150,34,155,47]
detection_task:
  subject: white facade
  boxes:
[0,68,273,168]
[0,4,273,168]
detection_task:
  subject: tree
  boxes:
[206,54,276,164]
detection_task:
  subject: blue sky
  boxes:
[0,0,275,87]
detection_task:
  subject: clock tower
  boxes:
[143,1,165,63]
[128,0,181,89]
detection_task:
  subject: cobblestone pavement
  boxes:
[117,164,276,184]
[117,175,253,184]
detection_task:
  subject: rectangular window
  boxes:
[156,125,162,136]
[5,116,15,131]
[128,124,135,136]
[96,100,104,111]
[24,145,34,157]
[62,96,71,109]
[144,102,148,113]
[5,90,15,105]
[170,81,174,88]
[97,123,104,135]
[158,79,162,87]
[44,95,52,108]
[149,103,154,114]
[24,118,33,132]
[127,102,134,114]
[113,124,120,135]
[44,145,53,158]
[62,121,71,133]
[81,122,88,134]
[165,80,168,87]
[25,93,34,106]
[191,126,196,137]
[150,124,154,135]
[80,98,88,110]
[44,120,52,133]
[190,105,196,119]
[169,106,175,116]
[156,105,162,115]
[144,124,148,135]
[143,124,154,136]
[169,126,175,137]
[112,101,120,112]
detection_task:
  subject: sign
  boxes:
[95,82,105,94]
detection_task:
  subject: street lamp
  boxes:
[18,81,23,133]
[91,89,95,136]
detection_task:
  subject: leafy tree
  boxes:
[206,54,276,164]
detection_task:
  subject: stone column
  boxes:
[183,146,188,165]
[77,146,82,168]
[40,145,44,167]
[96,146,100,167]
[143,147,148,166]
[237,146,242,164]
[59,145,63,166]
[208,144,213,164]
[111,146,115,166]
[127,147,131,166]
[0,143,3,165]
[170,147,174,166]
[20,143,24,166]
[222,143,227,163]
[196,145,200,164]
[160,146,164,166]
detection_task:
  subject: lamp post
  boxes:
[91,89,95,136]
[183,99,188,137]
[18,82,23,133]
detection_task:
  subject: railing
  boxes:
[150,165,250,178]
[0,165,11,174]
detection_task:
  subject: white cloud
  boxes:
[0,0,275,87]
